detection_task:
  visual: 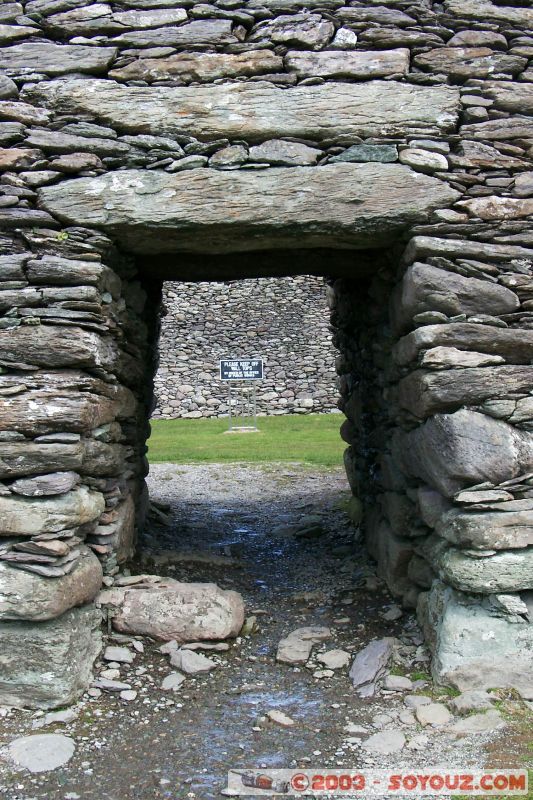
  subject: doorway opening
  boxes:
[122,254,421,796]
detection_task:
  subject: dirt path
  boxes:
[0,464,526,800]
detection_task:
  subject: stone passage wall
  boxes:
[0,0,532,708]
[154,277,338,418]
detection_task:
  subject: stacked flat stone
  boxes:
[153,277,338,419]
[0,231,153,708]
[0,0,531,706]
[334,236,533,693]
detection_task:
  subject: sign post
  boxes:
[220,358,264,432]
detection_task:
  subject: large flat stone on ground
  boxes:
[8,734,75,773]
[39,164,459,254]
[0,547,103,621]
[24,79,460,142]
[98,578,244,642]
[0,605,102,709]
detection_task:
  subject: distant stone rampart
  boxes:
[153,277,339,418]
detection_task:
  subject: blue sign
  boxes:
[220,359,264,380]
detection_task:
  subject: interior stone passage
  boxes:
[0,0,532,710]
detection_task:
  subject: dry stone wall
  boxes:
[153,277,338,418]
[0,0,532,706]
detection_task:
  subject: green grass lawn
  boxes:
[148,413,346,467]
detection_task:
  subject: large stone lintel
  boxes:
[23,79,460,143]
[39,164,459,255]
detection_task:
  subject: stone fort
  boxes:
[153,277,338,418]
[0,0,532,707]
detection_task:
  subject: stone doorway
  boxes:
[0,0,532,788]
[2,220,532,710]
[1,47,532,708]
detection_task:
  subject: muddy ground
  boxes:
[0,463,530,800]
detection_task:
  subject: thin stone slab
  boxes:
[439,547,533,594]
[415,702,452,727]
[24,79,460,143]
[450,690,494,715]
[482,82,533,115]
[458,195,533,221]
[447,709,506,736]
[397,410,533,498]
[420,347,504,370]
[8,734,75,773]
[103,645,134,664]
[39,164,459,254]
[402,236,533,265]
[361,731,405,754]
[349,638,395,696]
[398,365,533,418]
[415,47,526,79]
[276,626,331,664]
[249,0,342,7]
[26,256,121,295]
[0,43,117,76]
[0,391,132,437]
[0,325,140,386]
[44,5,188,36]
[108,20,236,48]
[285,49,410,78]
[248,139,321,166]
[436,508,533,550]
[169,649,217,674]
[161,672,186,691]
[10,471,80,497]
[392,262,519,334]
[109,51,283,83]
[461,118,533,142]
[445,0,533,27]
[394,324,533,366]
